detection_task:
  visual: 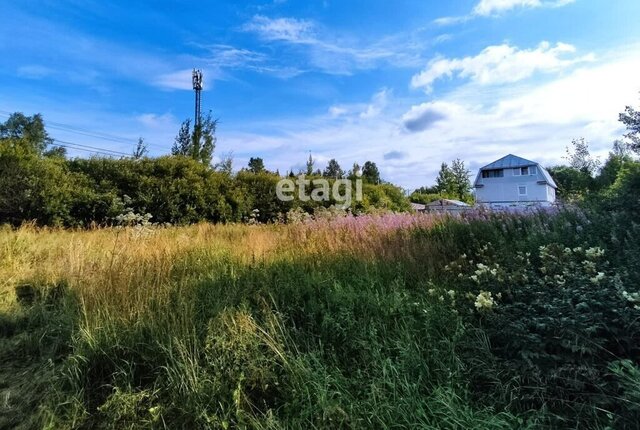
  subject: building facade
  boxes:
[473,154,557,208]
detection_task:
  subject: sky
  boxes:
[1,0,639,189]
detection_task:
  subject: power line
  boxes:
[52,139,130,157]
[52,143,127,158]
[0,110,173,152]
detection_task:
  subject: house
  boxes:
[426,198,471,213]
[410,202,426,212]
[473,154,557,208]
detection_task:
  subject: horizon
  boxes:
[1,0,639,190]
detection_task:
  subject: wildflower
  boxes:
[590,272,605,284]
[474,291,495,311]
[428,289,436,296]
[582,260,597,273]
[447,290,455,299]
[470,275,479,283]
[439,295,445,302]
[622,291,640,309]
[585,247,605,259]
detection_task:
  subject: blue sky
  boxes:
[1,0,639,189]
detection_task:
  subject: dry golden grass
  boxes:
[0,223,285,312]
[0,214,444,321]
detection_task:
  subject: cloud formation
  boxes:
[384,150,407,160]
[473,0,575,16]
[411,41,593,92]
[242,15,315,43]
[434,0,575,26]
[241,15,429,75]
[401,102,450,132]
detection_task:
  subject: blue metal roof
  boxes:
[474,154,558,189]
[479,154,536,170]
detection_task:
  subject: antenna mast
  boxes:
[192,69,203,126]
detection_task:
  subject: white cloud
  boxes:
[434,0,575,26]
[473,0,575,16]
[411,41,594,92]
[154,69,207,91]
[360,88,390,119]
[328,106,348,117]
[241,15,430,75]
[242,15,315,43]
[136,113,178,129]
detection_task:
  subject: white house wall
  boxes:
[475,168,554,204]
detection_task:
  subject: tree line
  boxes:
[0,113,409,227]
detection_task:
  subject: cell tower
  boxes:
[192,69,203,126]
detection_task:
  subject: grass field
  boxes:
[1,210,639,429]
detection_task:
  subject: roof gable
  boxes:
[479,154,536,170]
[473,154,558,189]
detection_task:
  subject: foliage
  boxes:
[546,165,594,201]
[132,137,148,159]
[322,158,344,178]
[361,161,381,184]
[171,112,217,165]
[564,137,600,175]
[619,104,640,153]
[0,112,54,155]
[247,156,265,173]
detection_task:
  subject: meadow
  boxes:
[1,206,640,429]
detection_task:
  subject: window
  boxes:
[518,185,527,196]
[482,169,504,178]
[514,166,536,176]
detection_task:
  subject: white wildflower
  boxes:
[474,291,495,311]
[585,247,605,259]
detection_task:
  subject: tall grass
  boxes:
[1,210,639,428]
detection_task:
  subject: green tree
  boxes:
[565,138,600,175]
[133,137,148,159]
[0,112,54,155]
[547,165,594,201]
[172,119,192,156]
[195,112,217,166]
[323,159,344,178]
[435,162,456,195]
[171,112,217,165]
[348,162,361,180]
[305,153,315,176]
[247,157,265,173]
[619,104,640,153]
[362,161,381,184]
[450,158,472,200]
[595,141,634,190]
[215,152,234,175]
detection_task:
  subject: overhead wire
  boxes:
[0,110,173,153]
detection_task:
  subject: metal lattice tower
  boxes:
[192,69,203,126]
